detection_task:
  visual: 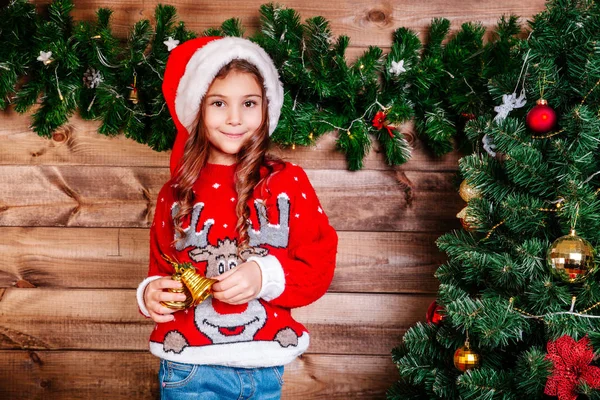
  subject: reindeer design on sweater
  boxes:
[163,193,299,353]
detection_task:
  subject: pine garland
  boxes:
[1,0,517,170]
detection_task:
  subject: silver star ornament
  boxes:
[163,37,180,52]
[37,50,53,65]
[389,60,406,76]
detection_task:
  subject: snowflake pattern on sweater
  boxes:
[136,162,338,367]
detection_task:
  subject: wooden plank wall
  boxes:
[0,0,546,398]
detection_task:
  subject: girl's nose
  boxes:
[226,105,241,125]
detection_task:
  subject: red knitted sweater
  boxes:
[136,161,338,367]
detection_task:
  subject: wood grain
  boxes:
[0,351,398,399]
[30,0,547,46]
[0,227,443,293]
[0,288,434,356]
[0,109,461,172]
[0,165,463,231]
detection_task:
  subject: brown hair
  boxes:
[172,59,284,258]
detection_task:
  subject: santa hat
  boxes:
[162,36,284,176]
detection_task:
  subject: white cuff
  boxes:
[248,255,285,301]
[136,275,163,317]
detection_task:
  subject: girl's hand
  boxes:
[212,261,262,305]
[143,276,186,323]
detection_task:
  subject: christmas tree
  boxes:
[389,0,600,399]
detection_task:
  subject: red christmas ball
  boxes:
[426,301,445,325]
[526,99,557,134]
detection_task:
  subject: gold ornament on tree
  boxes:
[457,180,482,230]
[160,255,218,310]
[456,206,477,231]
[547,229,596,283]
[459,180,482,202]
[454,339,480,372]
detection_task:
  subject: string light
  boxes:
[510,296,600,320]
[538,199,564,212]
[316,98,384,137]
[54,65,63,101]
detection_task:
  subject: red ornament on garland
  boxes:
[544,335,600,400]
[372,110,396,138]
[461,112,476,121]
[426,300,445,325]
[526,99,557,134]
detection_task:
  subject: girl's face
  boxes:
[203,70,264,165]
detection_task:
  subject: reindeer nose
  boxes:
[212,299,248,315]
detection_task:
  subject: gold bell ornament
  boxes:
[128,71,139,104]
[547,229,596,284]
[459,180,482,203]
[160,256,218,310]
[454,340,480,372]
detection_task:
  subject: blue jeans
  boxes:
[159,359,284,399]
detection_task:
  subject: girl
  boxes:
[136,36,338,399]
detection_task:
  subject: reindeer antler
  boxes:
[161,253,179,268]
[171,202,214,251]
[161,253,195,274]
[249,193,290,248]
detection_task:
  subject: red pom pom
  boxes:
[426,301,445,325]
[526,100,557,134]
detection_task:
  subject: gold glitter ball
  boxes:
[547,230,595,284]
[454,345,480,372]
[459,180,482,202]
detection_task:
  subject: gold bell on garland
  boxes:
[547,229,596,284]
[454,340,480,372]
[128,72,139,104]
[161,256,218,310]
[459,180,482,202]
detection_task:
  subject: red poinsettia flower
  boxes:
[372,111,387,130]
[544,335,600,400]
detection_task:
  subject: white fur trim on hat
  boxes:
[175,37,284,136]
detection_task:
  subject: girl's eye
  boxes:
[244,100,257,108]
[212,101,224,107]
